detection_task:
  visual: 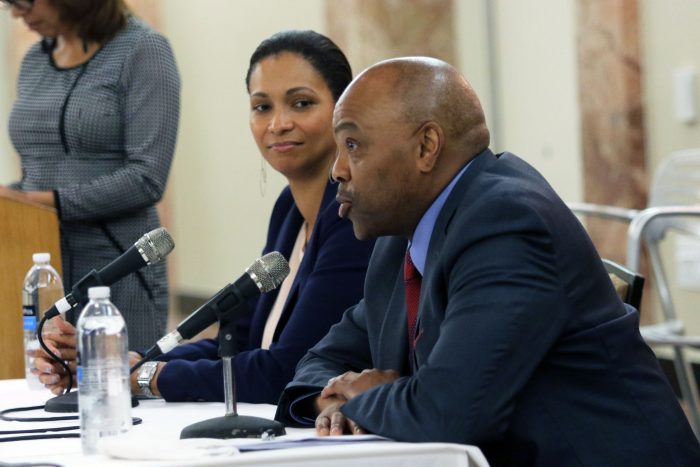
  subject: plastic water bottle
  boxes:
[77,286,131,455]
[22,252,64,390]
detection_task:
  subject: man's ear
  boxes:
[416,122,443,173]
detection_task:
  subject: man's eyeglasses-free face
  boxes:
[1,0,34,11]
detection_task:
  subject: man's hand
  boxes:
[314,395,365,436]
[320,369,400,400]
[30,316,77,394]
[314,369,399,436]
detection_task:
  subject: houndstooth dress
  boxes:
[8,16,180,348]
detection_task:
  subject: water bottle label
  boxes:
[23,304,36,317]
[77,365,83,385]
[23,316,37,332]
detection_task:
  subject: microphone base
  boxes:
[180,414,286,439]
[44,391,139,413]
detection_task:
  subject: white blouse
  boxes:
[260,223,307,349]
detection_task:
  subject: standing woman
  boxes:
[1,0,180,348]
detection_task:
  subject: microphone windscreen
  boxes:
[248,252,290,293]
[137,227,175,264]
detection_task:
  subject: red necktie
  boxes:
[404,251,422,359]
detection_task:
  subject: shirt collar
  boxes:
[409,161,472,275]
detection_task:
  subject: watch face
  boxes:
[138,362,157,385]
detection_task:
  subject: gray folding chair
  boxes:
[569,148,700,436]
[603,258,644,311]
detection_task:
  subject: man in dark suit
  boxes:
[275,57,700,466]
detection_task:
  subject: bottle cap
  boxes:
[88,286,110,299]
[32,253,50,264]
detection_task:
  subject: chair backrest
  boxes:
[603,258,645,312]
[647,149,700,240]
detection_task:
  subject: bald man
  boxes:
[275,58,700,466]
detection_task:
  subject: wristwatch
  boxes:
[136,361,159,398]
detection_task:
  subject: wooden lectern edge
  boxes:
[0,191,58,214]
[0,192,61,379]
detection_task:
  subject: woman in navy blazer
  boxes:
[155,180,373,403]
[33,30,374,404]
[145,31,375,403]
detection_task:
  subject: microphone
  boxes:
[142,252,290,361]
[44,227,175,320]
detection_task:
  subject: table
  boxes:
[1,379,488,466]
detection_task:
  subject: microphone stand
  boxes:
[43,297,86,413]
[41,305,139,414]
[44,271,103,413]
[180,311,285,439]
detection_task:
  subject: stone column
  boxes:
[325,0,456,73]
[126,0,161,30]
[576,0,654,320]
[576,0,648,262]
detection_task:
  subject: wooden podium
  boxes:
[0,192,62,380]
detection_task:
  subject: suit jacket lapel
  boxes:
[372,237,412,374]
[378,267,412,374]
[271,181,338,341]
[249,197,303,345]
[416,149,496,368]
[425,149,496,272]
[289,181,336,293]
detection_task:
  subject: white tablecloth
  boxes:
[0,379,488,467]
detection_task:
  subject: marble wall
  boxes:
[326,0,456,73]
[575,0,655,320]
[576,0,648,265]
